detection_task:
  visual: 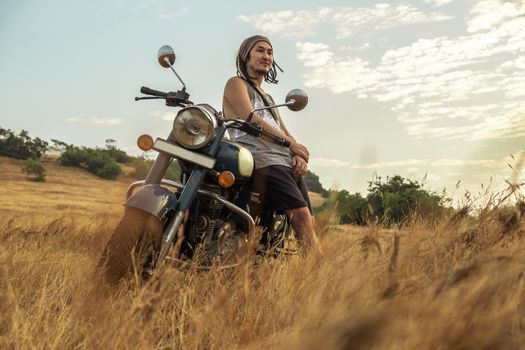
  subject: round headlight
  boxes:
[173,106,217,149]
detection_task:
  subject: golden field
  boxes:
[1,155,525,349]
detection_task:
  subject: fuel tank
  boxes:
[178,139,254,187]
[212,140,254,185]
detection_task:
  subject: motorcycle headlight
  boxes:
[172,105,217,149]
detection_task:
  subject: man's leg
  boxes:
[286,206,321,253]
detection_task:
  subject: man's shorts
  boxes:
[251,165,313,215]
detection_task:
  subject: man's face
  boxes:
[246,41,273,77]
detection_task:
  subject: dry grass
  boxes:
[1,156,525,349]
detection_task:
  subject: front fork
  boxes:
[152,125,229,267]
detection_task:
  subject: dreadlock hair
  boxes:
[236,35,284,84]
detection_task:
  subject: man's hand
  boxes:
[290,142,309,162]
[291,155,308,176]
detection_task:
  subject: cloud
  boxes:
[294,2,525,141]
[157,7,189,20]
[237,9,330,38]
[118,0,189,20]
[352,158,427,170]
[430,158,505,167]
[309,158,350,167]
[310,154,519,178]
[65,116,123,125]
[238,4,450,39]
[424,0,455,6]
[151,110,175,121]
[466,0,525,33]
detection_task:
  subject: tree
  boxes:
[366,175,446,224]
[336,190,369,225]
[304,170,328,197]
[0,127,48,160]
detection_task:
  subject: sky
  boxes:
[1,0,524,203]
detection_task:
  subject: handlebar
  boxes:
[227,120,290,148]
[140,86,168,97]
[136,86,192,106]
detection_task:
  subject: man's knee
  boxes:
[287,207,312,225]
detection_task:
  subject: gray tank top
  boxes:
[229,82,293,169]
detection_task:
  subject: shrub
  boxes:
[319,175,448,226]
[337,191,369,225]
[366,175,446,225]
[105,146,131,164]
[59,146,87,167]
[21,158,46,182]
[129,157,182,181]
[130,158,154,179]
[165,161,182,181]
[0,127,48,160]
[83,149,122,180]
[59,146,121,180]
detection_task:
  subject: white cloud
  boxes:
[351,159,427,170]
[332,4,451,39]
[424,0,455,6]
[238,4,450,39]
[311,154,519,176]
[466,0,525,33]
[295,7,525,141]
[65,116,82,123]
[158,7,189,20]
[151,110,175,121]
[309,158,350,167]
[118,0,189,20]
[430,159,464,166]
[238,9,329,38]
[65,116,123,125]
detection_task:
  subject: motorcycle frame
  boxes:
[125,121,259,267]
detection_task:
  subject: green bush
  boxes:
[21,158,46,182]
[318,175,448,226]
[130,157,153,179]
[337,191,369,225]
[0,127,48,160]
[129,157,182,181]
[59,146,87,167]
[84,149,122,179]
[304,170,328,197]
[366,175,446,225]
[105,146,131,164]
[165,161,182,181]
[59,146,121,180]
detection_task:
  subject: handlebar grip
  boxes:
[140,86,168,97]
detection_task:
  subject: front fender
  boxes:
[125,184,178,220]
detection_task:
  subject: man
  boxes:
[222,35,321,252]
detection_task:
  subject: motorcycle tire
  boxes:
[98,207,163,285]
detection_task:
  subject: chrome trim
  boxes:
[251,100,295,114]
[173,106,217,149]
[156,209,185,267]
[126,179,255,234]
[153,138,216,169]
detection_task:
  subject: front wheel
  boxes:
[98,207,163,285]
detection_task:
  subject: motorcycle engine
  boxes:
[189,183,246,263]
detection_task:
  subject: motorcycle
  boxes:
[99,45,308,283]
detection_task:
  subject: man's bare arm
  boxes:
[223,77,309,160]
[276,114,309,161]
